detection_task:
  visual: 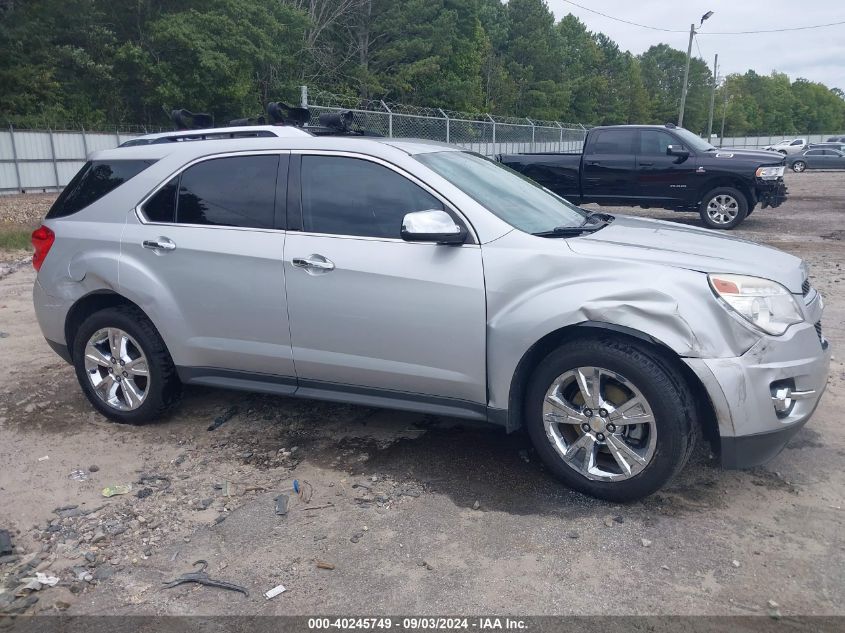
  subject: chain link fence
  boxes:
[304,88,588,156]
[3,89,843,194]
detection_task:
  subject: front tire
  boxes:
[524,337,696,502]
[791,161,806,173]
[699,187,748,229]
[72,306,181,424]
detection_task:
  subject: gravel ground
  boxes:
[0,171,843,617]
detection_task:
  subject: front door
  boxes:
[283,153,487,408]
[635,129,697,205]
[120,153,295,384]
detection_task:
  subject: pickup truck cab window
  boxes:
[300,155,442,238]
[590,129,636,154]
[639,130,682,155]
[416,151,586,235]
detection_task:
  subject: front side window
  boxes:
[300,155,442,238]
[47,160,155,219]
[416,151,586,234]
[639,130,680,155]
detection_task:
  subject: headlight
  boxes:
[708,274,803,335]
[756,165,784,180]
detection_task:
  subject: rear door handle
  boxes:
[639,161,654,166]
[142,238,176,251]
[585,160,602,166]
[292,254,335,273]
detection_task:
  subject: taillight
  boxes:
[31,225,55,271]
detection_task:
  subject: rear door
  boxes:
[635,129,698,204]
[120,152,295,386]
[282,152,487,408]
[581,128,636,202]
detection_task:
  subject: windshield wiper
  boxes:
[532,221,610,237]
[532,212,614,237]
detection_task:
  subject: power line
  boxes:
[559,0,845,35]
[558,0,685,32]
[701,21,845,35]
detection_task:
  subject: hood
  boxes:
[567,215,804,292]
[707,148,785,162]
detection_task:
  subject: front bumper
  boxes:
[757,178,788,209]
[683,303,830,469]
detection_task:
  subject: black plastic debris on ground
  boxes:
[208,406,239,431]
[0,529,12,555]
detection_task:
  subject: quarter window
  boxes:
[47,160,155,219]
[300,156,442,238]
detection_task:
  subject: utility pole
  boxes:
[678,23,695,128]
[719,88,729,148]
[706,53,718,139]
[679,11,714,128]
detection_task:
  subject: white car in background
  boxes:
[763,139,807,154]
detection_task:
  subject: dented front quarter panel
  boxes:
[483,229,762,413]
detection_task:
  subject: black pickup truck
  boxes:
[499,124,788,229]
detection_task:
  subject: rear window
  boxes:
[46,160,155,219]
[590,129,636,155]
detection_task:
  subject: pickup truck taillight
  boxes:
[31,225,55,271]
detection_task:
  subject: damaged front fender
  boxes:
[482,230,761,413]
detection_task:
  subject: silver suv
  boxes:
[31,133,830,501]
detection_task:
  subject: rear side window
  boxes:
[591,129,636,155]
[46,160,154,219]
[177,156,279,228]
[141,155,283,228]
[300,156,442,238]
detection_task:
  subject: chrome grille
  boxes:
[802,279,811,296]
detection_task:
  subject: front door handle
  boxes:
[142,238,176,251]
[292,254,335,273]
[639,161,654,166]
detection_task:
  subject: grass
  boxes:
[0,224,35,251]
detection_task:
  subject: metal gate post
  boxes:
[555,122,564,152]
[381,101,393,138]
[9,124,22,192]
[486,114,496,155]
[438,109,450,144]
[527,118,535,152]
[48,127,61,190]
[300,85,308,107]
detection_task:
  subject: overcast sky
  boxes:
[546,0,845,90]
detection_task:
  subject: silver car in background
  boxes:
[30,133,830,501]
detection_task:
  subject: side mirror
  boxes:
[666,145,690,158]
[401,210,467,245]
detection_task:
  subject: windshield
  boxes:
[673,127,716,152]
[415,151,586,234]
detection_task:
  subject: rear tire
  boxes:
[699,186,748,229]
[71,306,181,424]
[524,337,696,502]
[792,161,806,173]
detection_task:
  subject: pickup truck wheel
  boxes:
[699,187,748,229]
[524,338,695,502]
[72,306,182,424]
[791,161,806,173]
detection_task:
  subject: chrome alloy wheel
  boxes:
[84,328,149,411]
[792,161,806,173]
[706,194,739,225]
[542,367,657,482]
